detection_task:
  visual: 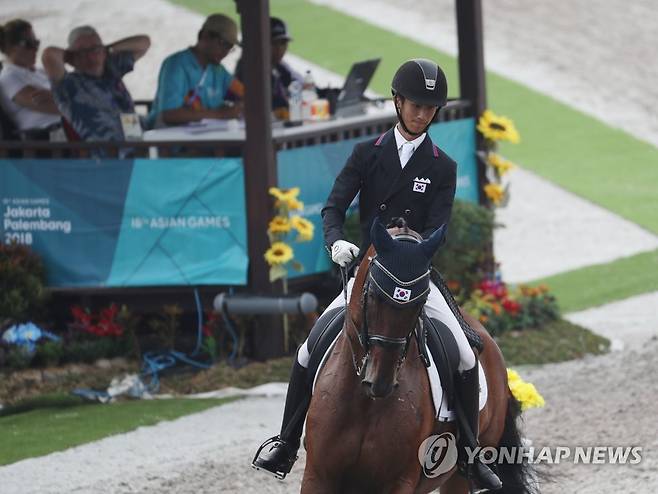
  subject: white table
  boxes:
[142,102,396,145]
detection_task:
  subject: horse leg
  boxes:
[300,467,338,494]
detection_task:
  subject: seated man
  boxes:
[234,17,302,116]
[41,26,150,141]
[147,14,243,128]
[0,19,61,139]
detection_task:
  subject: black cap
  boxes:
[391,59,447,107]
[271,17,292,41]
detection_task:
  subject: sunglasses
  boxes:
[206,31,235,51]
[18,38,40,50]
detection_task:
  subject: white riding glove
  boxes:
[331,240,360,268]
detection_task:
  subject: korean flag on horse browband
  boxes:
[369,258,431,306]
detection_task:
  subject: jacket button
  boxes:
[379,204,387,211]
[404,209,411,215]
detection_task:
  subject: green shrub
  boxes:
[432,200,495,301]
[33,340,64,367]
[0,243,49,324]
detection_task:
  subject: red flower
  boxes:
[71,306,92,326]
[502,299,522,316]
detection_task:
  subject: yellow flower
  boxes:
[477,110,520,144]
[269,186,303,210]
[290,216,314,242]
[487,153,516,176]
[484,183,505,206]
[268,216,291,234]
[507,369,545,411]
[264,242,293,266]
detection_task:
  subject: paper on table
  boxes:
[184,119,244,134]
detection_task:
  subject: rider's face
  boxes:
[397,97,437,135]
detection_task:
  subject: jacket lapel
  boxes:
[382,135,435,201]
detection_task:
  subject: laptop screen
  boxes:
[336,58,381,109]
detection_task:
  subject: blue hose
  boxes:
[139,287,212,393]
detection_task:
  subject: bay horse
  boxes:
[301,221,534,493]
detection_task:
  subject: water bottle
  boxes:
[288,80,303,122]
[301,70,317,121]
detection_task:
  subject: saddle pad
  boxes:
[312,336,488,422]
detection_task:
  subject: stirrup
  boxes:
[459,459,502,492]
[251,435,298,480]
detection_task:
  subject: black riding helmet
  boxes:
[391,59,447,136]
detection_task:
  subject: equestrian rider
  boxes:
[252,58,502,491]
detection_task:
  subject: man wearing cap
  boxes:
[42,27,150,141]
[252,59,503,491]
[147,14,243,128]
[234,17,301,113]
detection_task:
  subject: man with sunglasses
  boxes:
[42,26,150,142]
[234,17,302,117]
[147,14,244,128]
[0,18,61,139]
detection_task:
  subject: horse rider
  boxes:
[252,58,502,491]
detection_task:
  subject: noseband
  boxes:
[345,236,431,377]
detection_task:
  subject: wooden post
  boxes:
[456,0,488,205]
[235,0,284,359]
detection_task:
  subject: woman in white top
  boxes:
[0,19,60,137]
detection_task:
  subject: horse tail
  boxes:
[496,395,540,494]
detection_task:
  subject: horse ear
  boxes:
[420,224,446,260]
[370,217,395,253]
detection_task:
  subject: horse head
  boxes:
[347,217,445,399]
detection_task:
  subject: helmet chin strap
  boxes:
[394,97,438,138]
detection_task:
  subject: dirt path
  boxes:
[2,336,657,493]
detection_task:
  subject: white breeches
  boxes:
[297,278,476,372]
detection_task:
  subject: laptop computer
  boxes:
[334,58,381,116]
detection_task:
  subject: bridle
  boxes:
[343,235,431,378]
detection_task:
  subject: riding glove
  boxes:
[331,240,360,267]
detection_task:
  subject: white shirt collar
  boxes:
[394,124,426,151]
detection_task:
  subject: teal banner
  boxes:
[1,119,476,287]
[277,117,479,278]
[1,158,248,287]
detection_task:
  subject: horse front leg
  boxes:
[300,468,338,494]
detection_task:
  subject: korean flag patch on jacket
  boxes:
[413,177,431,193]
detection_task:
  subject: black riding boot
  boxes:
[252,358,311,479]
[457,363,503,491]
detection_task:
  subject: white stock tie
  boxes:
[399,142,415,168]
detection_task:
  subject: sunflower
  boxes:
[487,153,515,176]
[264,241,294,266]
[484,183,505,206]
[269,186,303,210]
[268,216,291,234]
[477,110,520,144]
[290,216,314,241]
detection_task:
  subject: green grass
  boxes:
[497,319,610,366]
[0,394,235,466]
[529,248,658,314]
[171,0,658,234]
